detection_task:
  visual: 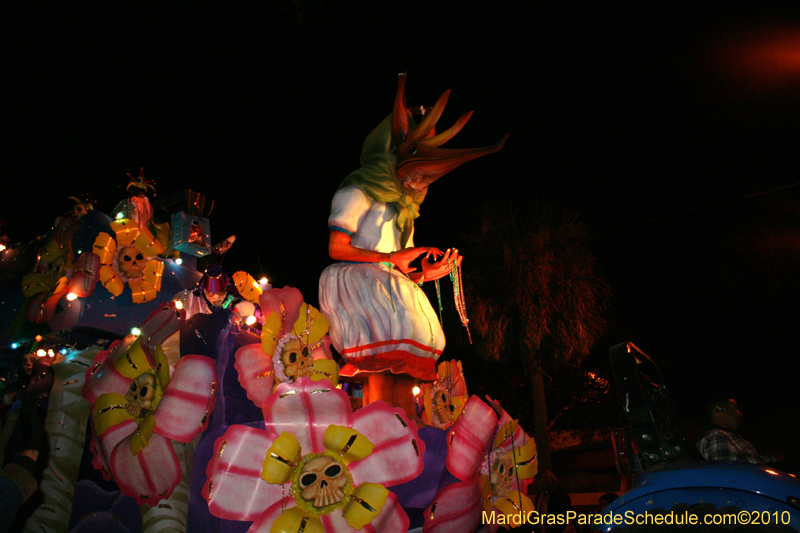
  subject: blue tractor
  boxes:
[598,342,800,532]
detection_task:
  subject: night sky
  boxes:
[4,3,800,466]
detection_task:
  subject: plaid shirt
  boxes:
[696,426,766,464]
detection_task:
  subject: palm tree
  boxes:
[463,201,611,471]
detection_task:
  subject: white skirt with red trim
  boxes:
[319,262,444,381]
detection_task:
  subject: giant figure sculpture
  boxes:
[319,73,507,387]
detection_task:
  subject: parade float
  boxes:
[0,74,537,533]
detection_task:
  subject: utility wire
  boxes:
[594,182,800,237]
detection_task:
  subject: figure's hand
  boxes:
[421,248,462,281]
[391,247,444,274]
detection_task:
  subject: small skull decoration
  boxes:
[275,336,314,383]
[118,246,145,280]
[489,452,515,499]
[298,456,348,508]
[124,372,158,418]
[72,202,93,219]
[42,255,67,281]
[430,385,456,428]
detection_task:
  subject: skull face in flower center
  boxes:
[298,456,348,508]
[490,453,514,499]
[431,387,456,427]
[280,338,313,381]
[124,372,158,418]
[118,246,145,279]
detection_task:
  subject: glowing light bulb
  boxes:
[10,343,18,349]
[47,349,55,357]
[60,348,69,355]
[259,277,268,285]
[116,212,124,220]
[37,349,46,357]
[130,327,141,337]
[0,244,6,252]
[412,386,421,396]
[245,315,257,326]
[174,300,183,310]
[175,257,183,265]
[35,335,43,342]
[66,292,78,301]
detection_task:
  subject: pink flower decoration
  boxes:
[83,301,183,404]
[82,331,216,506]
[67,251,102,298]
[235,286,334,408]
[203,379,425,532]
[138,300,185,358]
[259,286,305,336]
[424,396,538,533]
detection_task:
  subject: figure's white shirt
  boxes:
[328,185,414,253]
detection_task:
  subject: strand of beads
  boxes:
[449,257,472,343]
[435,278,444,325]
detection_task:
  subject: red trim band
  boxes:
[339,349,438,381]
[340,338,443,357]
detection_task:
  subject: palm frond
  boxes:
[464,200,612,370]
